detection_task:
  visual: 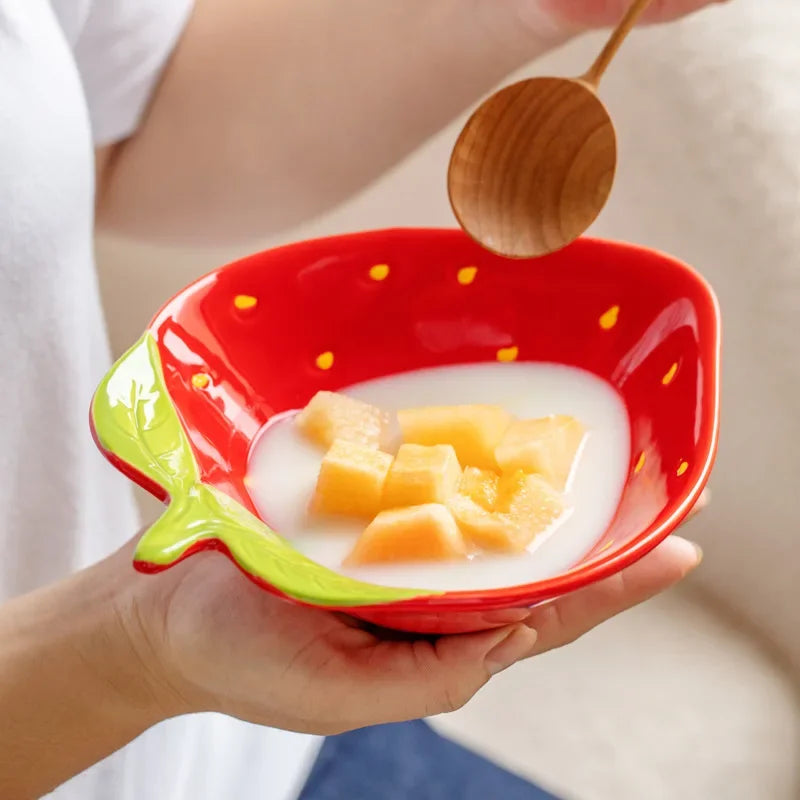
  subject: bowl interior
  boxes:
[94,229,719,610]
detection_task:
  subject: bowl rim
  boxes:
[97,229,721,611]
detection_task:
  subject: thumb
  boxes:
[442,622,540,679]
[348,623,537,725]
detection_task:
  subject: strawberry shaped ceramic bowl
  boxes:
[91,229,720,634]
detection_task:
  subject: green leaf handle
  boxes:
[93,334,198,496]
[139,483,433,606]
[92,333,434,607]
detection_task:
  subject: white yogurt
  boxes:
[247,363,630,592]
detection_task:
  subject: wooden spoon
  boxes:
[448,0,654,259]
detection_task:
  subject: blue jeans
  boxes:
[298,720,560,800]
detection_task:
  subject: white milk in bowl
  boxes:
[247,363,630,592]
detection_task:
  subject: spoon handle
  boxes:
[581,0,655,87]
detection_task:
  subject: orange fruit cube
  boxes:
[382,443,462,509]
[345,504,467,565]
[296,391,389,449]
[458,466,499,511]
[448,470,563,553]
[311,439,393,518]
[496,470,563,526]
[397,404,512,470]
[495,415,585,490]
[448,496,521,553]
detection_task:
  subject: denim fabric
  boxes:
[298,719,560,800]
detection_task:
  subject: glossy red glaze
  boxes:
[109,229,721,633]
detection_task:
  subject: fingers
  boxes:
[527,535,702,655]
[333,606,530,640]
[345,623,537,725]
[338,532,702,727]
[643,0,730,24]
[537,0,724,33]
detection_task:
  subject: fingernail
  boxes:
[672,535,704,567]
[485,625,537,676]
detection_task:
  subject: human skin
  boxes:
[94,0,723,244]
[0,532,702,798]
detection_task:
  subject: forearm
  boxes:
[96,0,559,245]
[0,548,169,799]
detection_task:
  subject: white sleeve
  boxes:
[73,0,195,146]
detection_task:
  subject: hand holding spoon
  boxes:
[448,0,654,259]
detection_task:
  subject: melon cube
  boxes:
[345,504,466,565]
[397,405,512,470]
[495,415,585,490]
[382,443,462,509]
[459,466,500,511]
[496,470,563,527]
[447,496,521,552]
[448,470,563,553]
[311,439,393,518]
[296,391,389,449]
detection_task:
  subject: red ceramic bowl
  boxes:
[91,229,720,634]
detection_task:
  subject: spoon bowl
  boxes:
[448,77,616,259]
[448,0,653,259]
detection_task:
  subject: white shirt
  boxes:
[0,1,320,797]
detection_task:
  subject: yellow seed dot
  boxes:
[316,351,334,370]
[457,266,478,285]
[234,294,258,310]
[192,373,210,389]
[598,539,615,553]
[599,305,620,330]
[497,346,519,363]
[677,461,689,477]
[634,452,646,474]
[662,362,679,386]
[369,264,390,281]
